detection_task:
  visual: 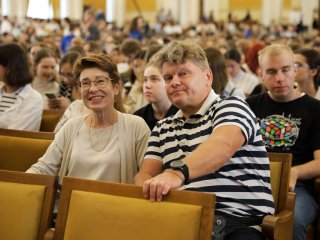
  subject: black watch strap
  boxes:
[169,160,189,184]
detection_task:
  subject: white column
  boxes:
[1,0,11,16]
[301,0,317,29]
[5,0,28,19]
[60,0,83,20]
[262,0,282,26]
[17,0,28,19]
[27,0,52,19]
[106,0,125,27]
[179,0,199,28]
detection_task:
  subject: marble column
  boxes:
[106,0,125,27]
[179,0,200,27]
[2,0,28,19]
[301,0,318,29]
[261,0,282,26]
[60,0,83,20]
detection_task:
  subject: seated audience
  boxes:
[246,44,320,240]
[135,40,274,240]
[0,42,43,131]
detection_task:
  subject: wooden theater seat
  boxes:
[0,128,54,171]
[0,170,58,240]
[47,177,216,240]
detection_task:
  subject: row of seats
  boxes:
[0,128,297,239]
[40,109,64,132]
[0,170,215,240]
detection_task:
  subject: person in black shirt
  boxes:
[134,61,178,130]
[246,44,320,240]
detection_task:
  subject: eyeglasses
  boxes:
[79,76,113,91]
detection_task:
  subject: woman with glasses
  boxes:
[294,48,320,100]
[0,42,43,131]
[27,53,150,186]
[48,51,81,111]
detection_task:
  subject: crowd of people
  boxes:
[1,6,320,240]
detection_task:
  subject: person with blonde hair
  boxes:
[135,40,274,240]
[247,44,320,240]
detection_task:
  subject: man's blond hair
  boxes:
[153,40,209,71]
[258,44,294,67]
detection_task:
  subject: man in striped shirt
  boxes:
[135,40,274,240]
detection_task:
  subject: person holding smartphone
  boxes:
[48,51,82,111]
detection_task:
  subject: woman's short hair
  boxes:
[73,53,120,84]
[0,42,33,87]
[153,40,209,71]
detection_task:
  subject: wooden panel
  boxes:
[84,0,106,11]
[283,0,292,8]
[229,0,262,9]
[126,0,157,12]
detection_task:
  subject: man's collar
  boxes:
[172,90,219,122]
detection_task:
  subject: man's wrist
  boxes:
[169,160,189,184]
[165,169,185,183]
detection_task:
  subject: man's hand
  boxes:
[289,167,298,191]
[143,170,184,202]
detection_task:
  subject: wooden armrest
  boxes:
[43,228,55,240]
[262,210,294,239]
[285,192,296,211]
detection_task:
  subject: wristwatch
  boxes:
[169,160,189,184]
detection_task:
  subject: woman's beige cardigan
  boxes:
[27,112,150,184]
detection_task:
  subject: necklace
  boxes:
[88,114,115,152]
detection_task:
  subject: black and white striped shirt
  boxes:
[0,88,21,114]
[145,90,274,217]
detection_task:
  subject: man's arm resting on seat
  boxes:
[134,159,163,186]
[290,149,320,191]
[142,125,246,201]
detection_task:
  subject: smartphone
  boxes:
[45,93,57,99]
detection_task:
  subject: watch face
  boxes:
[170,160,184,168]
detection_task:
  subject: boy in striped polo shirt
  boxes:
[135,40,274,240]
